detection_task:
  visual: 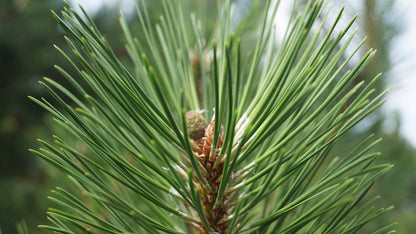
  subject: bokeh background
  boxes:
[1,0,415,233]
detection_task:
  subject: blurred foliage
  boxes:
[299,0,416,231]
[332,0,416,232]
[0,0,61,175]
[352,0,416,232]
[0,0,415,233]
[332,115,416,233]
[0,0,63,232]
[0,0,126,233]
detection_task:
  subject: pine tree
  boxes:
[30,0,394,233]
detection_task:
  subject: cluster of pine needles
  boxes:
[30,0,395,233]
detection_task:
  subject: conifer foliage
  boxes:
[31,0,394,233]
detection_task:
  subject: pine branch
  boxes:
[31,0,394,233]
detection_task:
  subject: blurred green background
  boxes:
[0,0,415,233]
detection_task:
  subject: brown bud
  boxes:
[185,111,207,140]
